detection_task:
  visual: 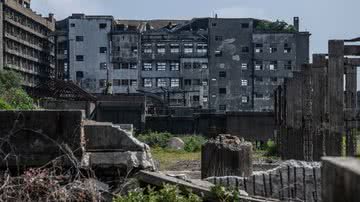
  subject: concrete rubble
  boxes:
[206,160,321,202]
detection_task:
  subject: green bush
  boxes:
[264,140,279,157]
[137,132,173,148]
[2,88,35,110]
[181,135,206,152]
[113,184,202,202]
[0,98,12,110]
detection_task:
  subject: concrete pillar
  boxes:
[302,64,313,161]
[327,40,345,156]
[322,157,360,202]
[344,65,357,156]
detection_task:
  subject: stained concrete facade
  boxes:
[0,0,55,87]
[56,14,113,93]
[56,16,310,112]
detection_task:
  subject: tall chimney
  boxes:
[293,17,299,31]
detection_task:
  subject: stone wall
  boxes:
[0,110,84,168]
[207,160,321,202]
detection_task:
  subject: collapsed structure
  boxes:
[275,38,360,161]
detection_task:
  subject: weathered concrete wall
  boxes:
[207,160,321,202]
[40,100,95,118]
[0,110,84,168]
[226,112,275,141]
[322,157,360,202]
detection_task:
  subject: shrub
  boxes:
[137,132,173,148]
[264,140,279,157]
[182,135,206,152]
[113,184,202,202]
[0,98,12,110]
[2,88,35,110]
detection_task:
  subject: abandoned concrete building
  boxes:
[55,15,310,112]
[0,0,56,88]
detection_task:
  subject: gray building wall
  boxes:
[67,14,113,93]
[208,18,255,112]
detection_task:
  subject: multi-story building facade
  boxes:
[139,19,209,108]
[0,0,55,87]
[56,14,113,93]
[56,15,310,112]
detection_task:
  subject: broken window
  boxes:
[202,63,208,69]
[192,96,200,102]
[113,63,120,69]
[143,44,152,53]
[76,36,84,42]
[99,47,107,53]
[170,44,180,53]
[241,79,248,86]
[143,63,152,71]
[184,79,192,86]
[255,93,263,98]
[76,55,84,61]
[269,61,278,70]
[215,36,223,41]
[202,79,208,86]
[219,105,227,111]
[255,76,263,82]
[130,80,137,86]
[113,79,121,86]
[284,43,291,53]
[241,63,248,70]
[212,23,217,27]
[197,43,208,54]
[285,61,292,70]
[241,23,250,28]
[131,46,138,54]
[193,62,201,69]
[157,44,166,54]
[270,44,278,53]
[129,63,137,69]
[143,78,152,87]
[121,79,129,86]
[70,23,75,27]
[99,23,107,29]
[157,78,167,87]
[242,46,249,53]
[99,62,107,70]
[156,62,166,71]
[271,77,278,82]
[170,62,180,71]
[170,78,180,87]
[76,71,83,79]
[255,61,263,70]
[99,79,106,88]
[121,63,129,69]
[241,96,249,103]
[193,79,201,86]
[219,88,227,94]
[215,50,222,57]
[255,43,263,53]
[184,62,192,69]
[219,71,226,78]
[203,96,208,102]
[184,43,193,54]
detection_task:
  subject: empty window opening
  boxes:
[157,78,167,87]
[143,78,152,87]
[219,88,227,94]
[143,63,152,71]
[156,62,166,71]
[219,71,226,78]
[170,78,180,87]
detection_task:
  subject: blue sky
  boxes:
[32,0,360,87]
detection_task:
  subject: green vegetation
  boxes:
[211,185,242,202]
[0,70,35,110]
[151,147,201,170]
[137,131,206,153]
[113,184,202,202]
[253,140,280,161]
[256,20,296,32]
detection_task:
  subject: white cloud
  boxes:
[215,7,267,19]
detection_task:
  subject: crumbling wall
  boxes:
[207,160,321,202]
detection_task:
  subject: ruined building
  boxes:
[0,0,56,87]
[56,15,310,112]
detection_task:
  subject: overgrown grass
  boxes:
[151,147,201,170]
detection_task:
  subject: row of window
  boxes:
[255,43,292,54]
[71,23,108,29]
[143,43,207,54]
[142,78,209,88]
[143,62,208,71]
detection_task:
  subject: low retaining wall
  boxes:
[207,160,321,202]
[0,110,84,168]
